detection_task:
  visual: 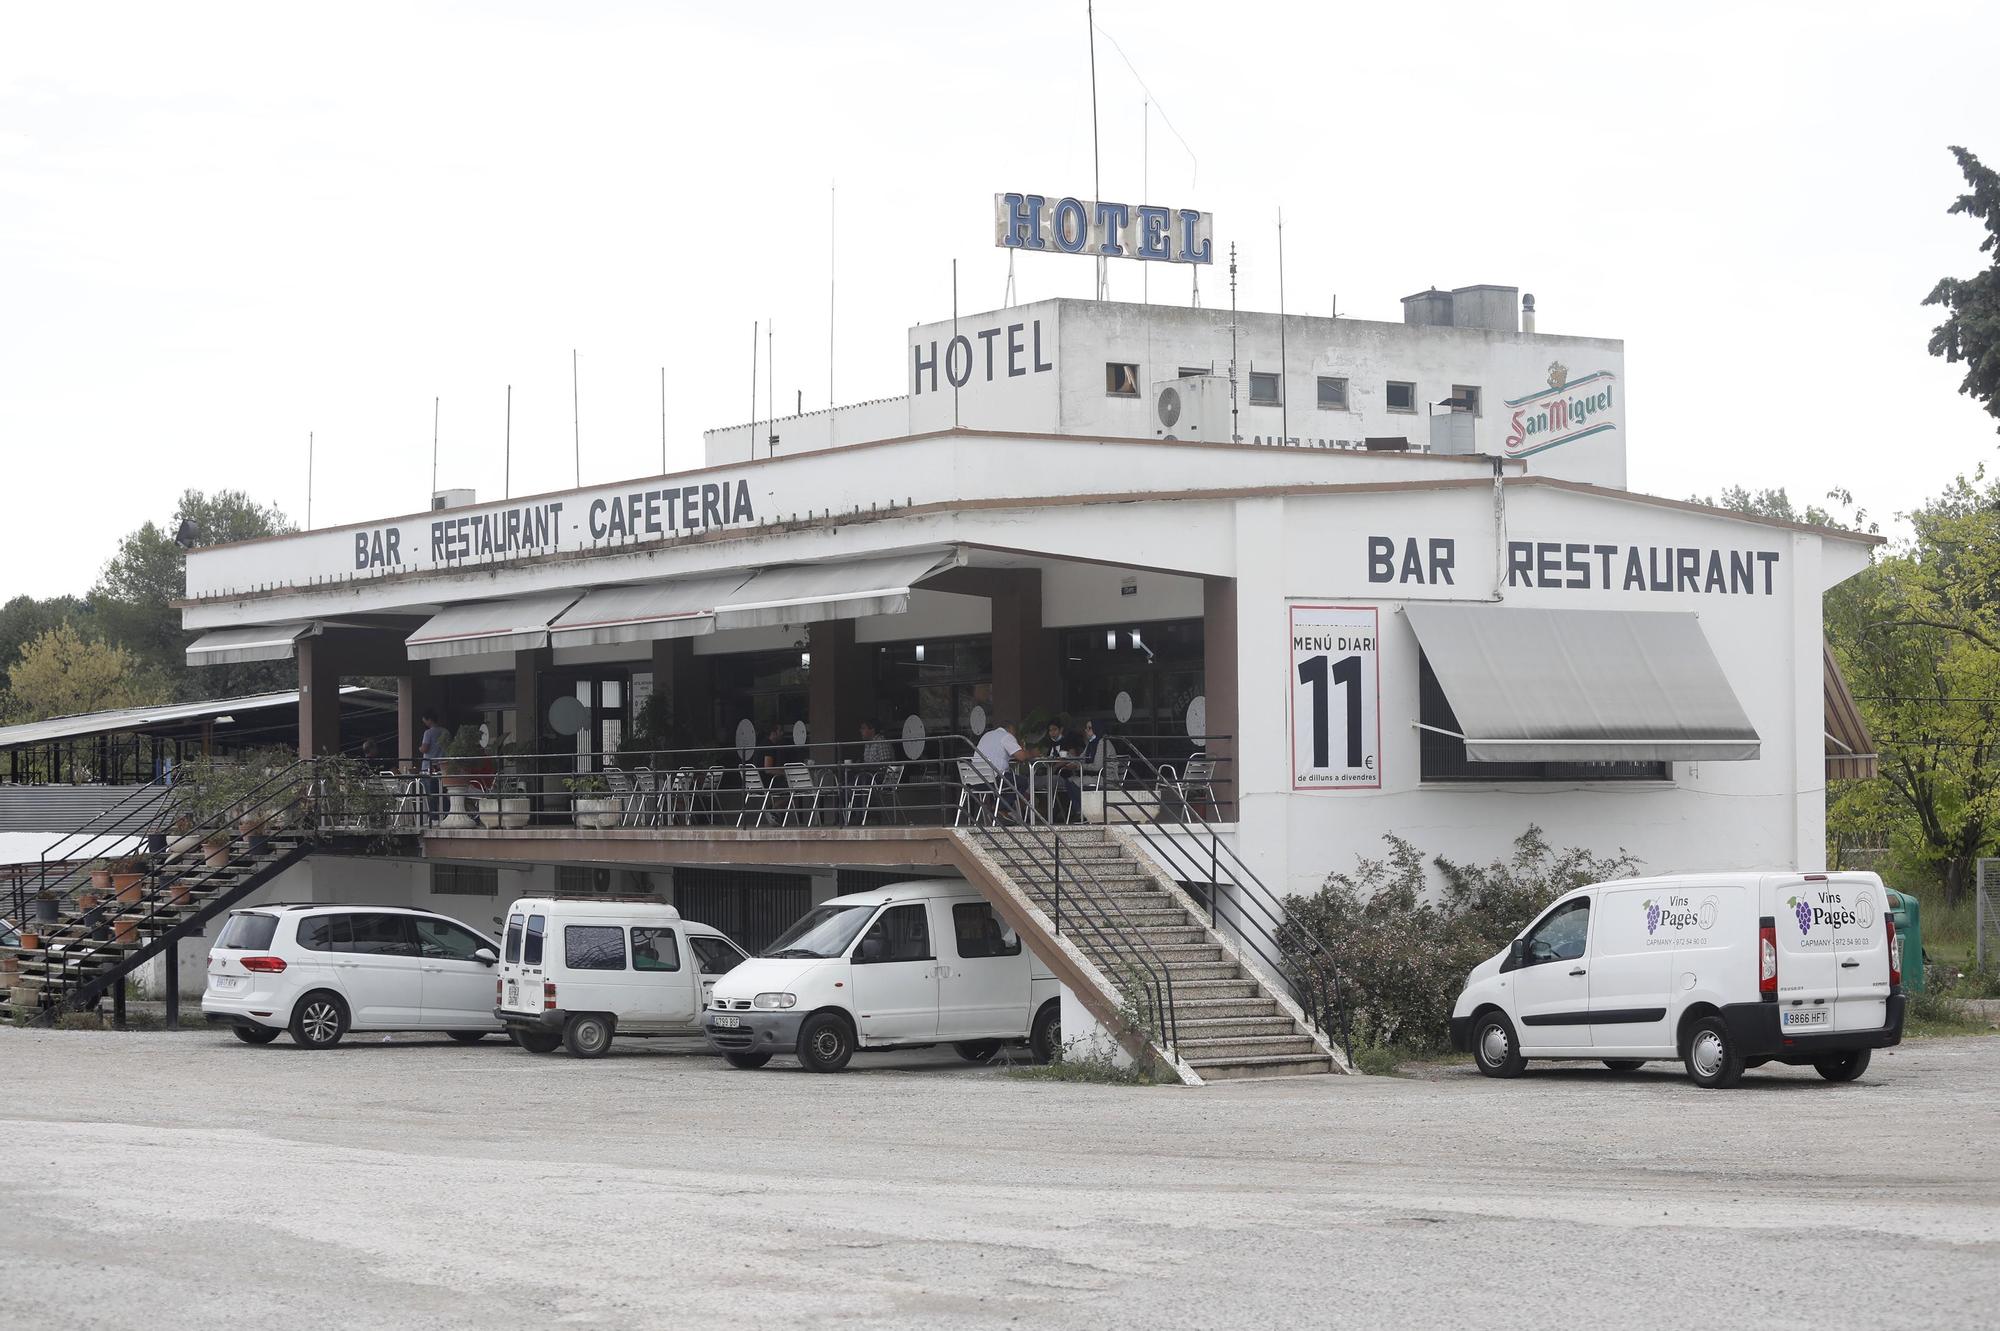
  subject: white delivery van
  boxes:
[494,896,750,1057]
[701,879,1062,1072]
[1449,871,1905,1088]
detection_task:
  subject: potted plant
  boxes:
[17,930,41,951]
[317,754,392,833]
[476,766,532,830]
[109,857,147,904]
[88,860,114,894]
[166,814,203,858]
[437,725,488,828]
[32,890,59,924]
[565,773,620,829]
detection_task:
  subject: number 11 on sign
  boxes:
[1289,604,1381,790]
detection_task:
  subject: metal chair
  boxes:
[633,767,661,827]
[1158,753,1219,822]
[738,765,778,828]
[698,766,726,826]
[852,762,903,827]
[665,769,696,826]
[604,765,640,827]
[781,762,822,826]
[954,759,998,827]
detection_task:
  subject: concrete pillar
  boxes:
[1230,497,1291,893]
[1789,532,1825,871]
[296,636,342,757]
[650,636,714,748]
[988,571,1061,730]
[807,619,872,760]
[515,648,549,750]
[1203,576,1239,818]
[396,668,438,771]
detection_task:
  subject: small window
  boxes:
[1177,366,1209,379]
[524,913,546,966]
[297,914,354,953]
[1249,371,1281,405]
[416,917,491,961]
[218,912,279,950]
[1451,384,1481,415]
[565,924,627,971]
[1386,381,1416,412]
[504,913,524,964]
[690,935,745,975]
[1523,898,1591,965]
[631,926,681,972]
[349,914,419,957]
[430,864,498,897]
[854,903,931,964]
[1316,376,1349,411]
[953,902,1022,959]
[1105,362,1140,397]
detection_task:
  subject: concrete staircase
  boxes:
[966,825,1348,1082]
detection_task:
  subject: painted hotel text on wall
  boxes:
[912,319,1053,395]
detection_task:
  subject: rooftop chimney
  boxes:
[1522,293,1537,334]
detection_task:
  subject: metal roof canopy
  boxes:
[547,571,760,649]
[185,622,319,667]
[0,687,394,750]
[1404,604,1760,763]
[710,548,964,631]
[405,592,584,661]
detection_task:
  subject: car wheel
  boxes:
[796,1012,854,1072]
[953,1039,1003,1063]
[1682,1015,1746,1088]
[562,1014,614,1058]
[1030,1000,1062,1065]
[512,1029,561,1054]
[1471,1011,1527,1078]
[723,1051,773,1069]
[446,1031,487,1044]
[1601,1059,1645,1072]
[289,992,348,1049]
[232,1025,281,1045]
[1813,1049,1871,1082]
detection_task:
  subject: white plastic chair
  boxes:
[781,762,822,826]
[738,765,777,828]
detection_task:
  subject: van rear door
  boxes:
[1769,874,1842,1038]
[1830,874,1891,1033]
[497,908,545,1019]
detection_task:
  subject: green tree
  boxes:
[93,489,294,701]
[1687,485,1875,532]
[1825,471,2000,905]
[0,593,92,695]
[1924,145,2000,434]
[2,623,165,723]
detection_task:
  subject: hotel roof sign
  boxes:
[994,193,1212,264]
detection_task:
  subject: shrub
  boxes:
[1286,826,1641,1052]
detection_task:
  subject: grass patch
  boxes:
[1352,1043,1457,1076]
[47,1010,209,1032]
[1905,988,1996,1039]
[1006,1044,1158,1086]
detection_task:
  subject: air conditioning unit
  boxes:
[432,487,476,511]
[1152,375,1234,442]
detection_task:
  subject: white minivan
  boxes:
[700,880,1062,1072]
[494,897,750,1057]
[1450,871,1905,1087]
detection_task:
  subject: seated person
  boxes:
[972,719,1026,818]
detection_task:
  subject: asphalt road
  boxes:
[1,1029,1995,1329]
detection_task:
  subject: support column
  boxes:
[397,667,438,771]
[515,648,548,749]
[806,619,872,761]
[296,636,342,758]
[1203,576,1239,819]
[651,636,714,748]
[987,571,1061,730]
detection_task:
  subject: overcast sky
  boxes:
[2,1,1996,598]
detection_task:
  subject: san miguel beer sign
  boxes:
[1504,362,1618,458]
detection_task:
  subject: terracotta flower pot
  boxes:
[77,892,101,912]
[89,867,113,893]
[203,838,232,869]
[113,918,139,945]
[164,880,193,907]
[18,932,41,951]
[113,874,145,905]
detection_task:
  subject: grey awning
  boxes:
[405,592,583,661]
[186,623,317,667]
[548,572,759,649]
[712,549,962,632]
[1404,604,1760,763]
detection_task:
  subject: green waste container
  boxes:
[1885,888,1924,993]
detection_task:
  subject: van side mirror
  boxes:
[1502,938,1527,973]
[473,947,497,966]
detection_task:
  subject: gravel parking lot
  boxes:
[1,1028,1995,1330]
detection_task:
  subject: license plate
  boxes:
[212,976,242,991]
[506,981,518,1006]
[1782,1007,1829,1029]
[713,1014,741,1029]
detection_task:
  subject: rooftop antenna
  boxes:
[828,179,836,409]
[1087,0,1105,301]
[1277,208,1289,447]
[1228,242,1240,443]
[659,367,667,474]
[504,384,512,499]
[748,320,758,462]
[1142,96,1149,308]
[767,318,775,456]
[571,349,581,487]
[952,258,961,429]
[1004,248,1016,307]
[430,396,439,498]
[306,430,314,528]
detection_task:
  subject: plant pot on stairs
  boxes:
[202,836,232,869]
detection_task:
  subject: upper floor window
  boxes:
[1106,362,1140,397]
[1386,381,1417,413]
[1317,376,1349,410]
[1249,372,1281,406]
[1451,384,1481,415]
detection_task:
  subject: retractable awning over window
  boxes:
[405,592,582,661]
[185,623,317,667]
[548,572,758,649]
[1404,604,1760,763]
[711,549,963,631]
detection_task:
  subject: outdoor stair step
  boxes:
[1170,1016,1300,1039]
[1159,979,1262,998]
[1099,959,1243,982]
[1174,1033,1320,1058]
[1185,1054,1336,1081]
[1076,941,1221,961]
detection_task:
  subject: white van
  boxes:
[700,880,1062,1072]
[494,896,750,1057]
[1450,871,1905,1087]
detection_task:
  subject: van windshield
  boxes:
[762,903,876,959]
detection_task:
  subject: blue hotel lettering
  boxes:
[998,193,1213,264]
[913,318,1053,394]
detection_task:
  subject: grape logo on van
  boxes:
[1643,894,1719,944]
[1787,889,1856,934]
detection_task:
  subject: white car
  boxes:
[1450,870,1905,1087]
[202,904,502,1048]
[701,880,1062,1072]
[494,897,750,1057]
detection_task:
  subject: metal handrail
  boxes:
[973,757,1180,1054]
[25,778,174,917]
[1104,785,1352,1065]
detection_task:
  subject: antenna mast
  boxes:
[306,431,314,528]
[571,349,581,487]
[660,366,667,473]
[748,320,758,462]
[504,384,512,499]
[1228,242,1239,444]
[430,396,439,499]
[1087,0,1105,301]
[829,180,836,409]
[1277,208,1289,447]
